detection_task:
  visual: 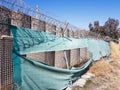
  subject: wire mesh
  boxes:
[0,36,13,90]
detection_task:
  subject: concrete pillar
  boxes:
[0,6,11,37]
[79,48,90,66]
[11,11,23,27]
[55,27,67,68]
[11,11,31,28]
[45,23,55,66]
[22,14,31,28]
[64,29,70,69]
[69,30,80,67]
[27,18,46,63]
[11,11,31,58]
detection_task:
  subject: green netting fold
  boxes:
[13,52,92,90]
[10,25,110,90]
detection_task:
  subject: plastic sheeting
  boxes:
[10,25,110,90]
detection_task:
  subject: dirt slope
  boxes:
[73,41,120,90]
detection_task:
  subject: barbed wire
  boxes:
[0,0,80,31]
[0,0,107,40]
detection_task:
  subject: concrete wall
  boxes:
[0,7,91,69]
[0,7,11,37]
[0,6,104,90]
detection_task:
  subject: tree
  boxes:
[104,18,119,39]
[94,21,99,33]
[89,18,120,40]
[89,23,93,31]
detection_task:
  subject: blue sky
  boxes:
[24,0,120,30]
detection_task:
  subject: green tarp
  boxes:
[10,25,110,90]
[13,52,92,90]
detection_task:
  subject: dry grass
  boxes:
[84,58,120,90]
[89,59,113,77]
[83,41,120,90]
[110,41,120,59]
[72,41,120,90]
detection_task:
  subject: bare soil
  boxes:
[72,58,120,90]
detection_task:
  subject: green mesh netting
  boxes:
[10,25,110,90]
